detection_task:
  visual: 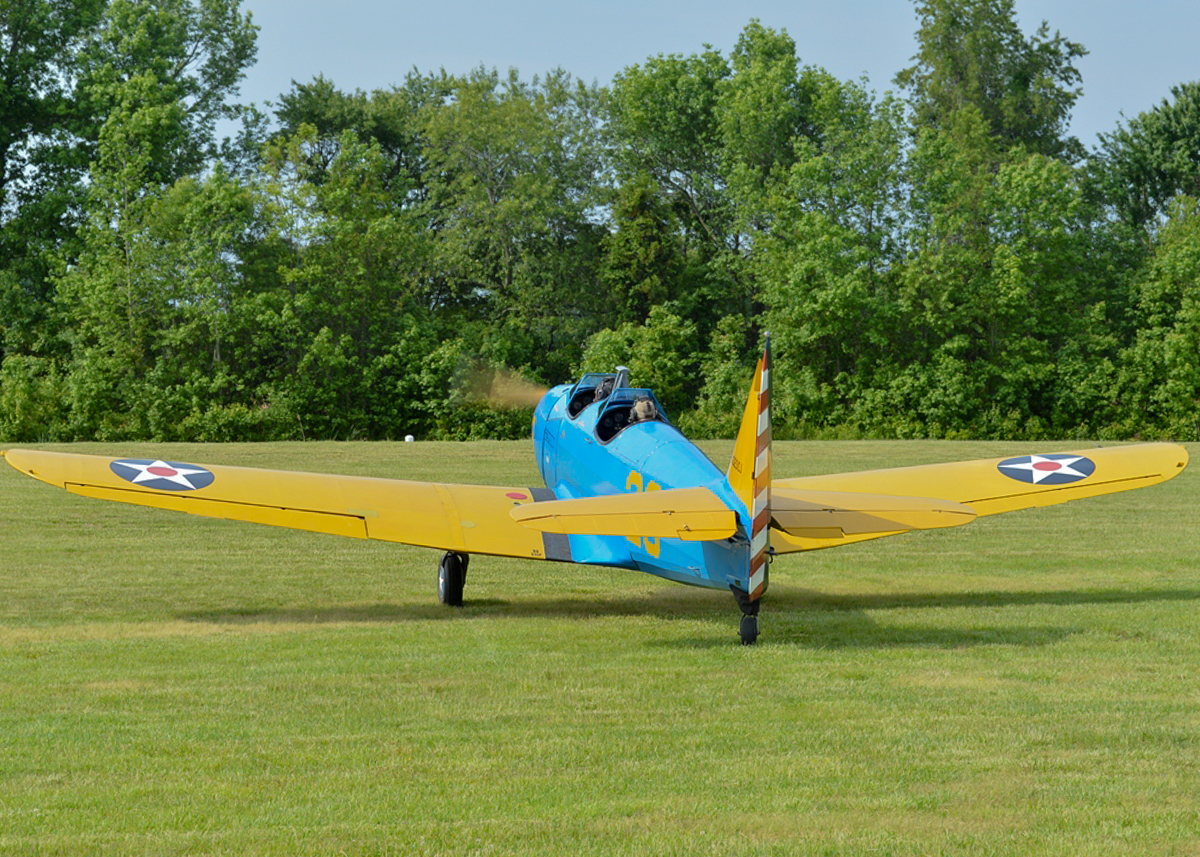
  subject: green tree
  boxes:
[710,32,909,433]
[58,175,248,437]
[895,0,1086,160]
[1093,81,1200,233]
[273,71,448,193]
[78,0,258,181]
[0,0,105,215]
[43,0,259,439]
[265,128,429,350]
[0,353,70,441]
[607,27,785,340]
[608,47,731,255]
[891,104,1118,437]
[686,313,755,436]
[0,0,106,357]
[578,306,700,416]
[1,0,258,435]
[1119,197,1200,438]
[261,126,442,437]
[56,154,272,439]
[601,172,683,324]
[718,21,815,211]
[420,67,608,381]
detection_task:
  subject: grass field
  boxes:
[2,439,1199,856]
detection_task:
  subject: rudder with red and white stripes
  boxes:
[726,333,772,601]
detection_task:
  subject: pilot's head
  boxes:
[593,377,615,401]
[632,397,657,422]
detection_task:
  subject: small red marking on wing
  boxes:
[1033,461,1061,472]
[506,491,528,500]
[148,466,178,476]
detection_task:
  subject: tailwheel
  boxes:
[739,614,760,646]
[438,552,469,606]
[731,585,762,646]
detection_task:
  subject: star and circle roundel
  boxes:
[996,453,1095,485]
[109,459,215,492]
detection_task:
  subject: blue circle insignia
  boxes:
[996,453,1095,485]
[109,459,215,492]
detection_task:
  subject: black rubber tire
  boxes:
[438,552,467,607]
[739,614,759,646]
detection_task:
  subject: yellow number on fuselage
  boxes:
[625,470,662,558]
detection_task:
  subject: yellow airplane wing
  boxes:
[770,442,1188,553]
[510,487,737,541]
[1,449,574,562]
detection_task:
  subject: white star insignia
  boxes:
[998,455,1089,484]
[119,460,210,489]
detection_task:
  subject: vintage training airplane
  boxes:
[2,336,1190,644]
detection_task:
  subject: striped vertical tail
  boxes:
[726,333,772,600]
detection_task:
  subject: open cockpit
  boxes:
[594,388,670,443]
[566,372,619,419]
[561,368,672,443]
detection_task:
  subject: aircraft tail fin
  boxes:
[727,333,771,600]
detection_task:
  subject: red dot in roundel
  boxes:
[1032,461,1062,472]
[506,491,528,500]
[148,466,179,477]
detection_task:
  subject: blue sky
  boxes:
[235,0,1199,146]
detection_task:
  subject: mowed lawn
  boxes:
[2,439,1199,856]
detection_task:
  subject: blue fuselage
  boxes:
[532,382,752,591]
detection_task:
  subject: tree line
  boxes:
[2,0,1200,443]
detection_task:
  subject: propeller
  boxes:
[460,364,550,408]
[487,368,550,408]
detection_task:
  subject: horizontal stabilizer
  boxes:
[771,488,976,537]
[510,486,737,541]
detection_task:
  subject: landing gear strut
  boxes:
[438,552,469,606]
[731,585,761,646]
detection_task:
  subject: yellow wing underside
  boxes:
[770,442,1188,553]
[2,449,563,561]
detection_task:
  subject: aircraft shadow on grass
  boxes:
[179,584,1200,650]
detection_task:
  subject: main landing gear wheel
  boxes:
[731,585,762,646]
[438,552,469,606]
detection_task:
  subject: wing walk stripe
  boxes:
[541,532,574,562]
